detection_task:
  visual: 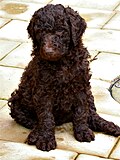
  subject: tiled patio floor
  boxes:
[0,0,120,159]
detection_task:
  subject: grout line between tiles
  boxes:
[113,2,120,11]
[91,78,111,83]
[95,51,120,56]
[0,19,12,29]
[74,153,80,160]
[108,138,120,159]
[87,26,120,31]
[101,12,117,29]
[0,98,8,100]
[0,104,7,110]
[0,43,22,61]
[88,48,120,55]
[0,64,24,69]
[101,27,120,31]
[89,51,100,63]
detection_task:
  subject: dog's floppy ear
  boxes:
[27,17,35,40]
[66,7,87,46]
[27,10,39,41]
[27,13,38,50]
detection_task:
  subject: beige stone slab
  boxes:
[104,13,120,30]
[0,17,11,28]
[6,0,51,4]
[91,79,120,117]
[0,106,30,142]
[0,141,77,160]
[0,105,119,158]
[77,154,113,160]
[0,40,20,60]
[0,42,32,68]
[71,7,114,28]
[1,104,120,158]
[56,123,118,158]
[0,66,23,99]
[0,1,45,21]
[84,28,120,54]
[51,0,120,10]
[0,100,7,109]
[110,139,120,159]
[0,20,29,42]
[90,52,120,81]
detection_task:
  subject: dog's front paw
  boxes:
[27,127,56,151]
[74,126,95,142]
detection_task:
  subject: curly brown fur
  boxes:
[8,4,120,151]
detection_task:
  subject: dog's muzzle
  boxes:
[40,34,63,61]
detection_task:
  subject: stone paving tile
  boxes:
[90,52,120,81]
[51,0,120,10]
[71,7,114,28]
[0,1,120,159]
[110,139,120,159]
[56,122,118,158]
[0,39,20,60]
[0,106,119,158]
[91,79,120,117]
[0,42,32,68]
[76,154,113,160]
[104,13,120,30]
[0,106,30,142]
[0,17,11,28]
[0,1,45,21]
[7,0,52,4]
[0,20,29,42]
[84,28,120,54]
[0,141,77,160]
[0,100,7,110]
[0,66,23,99]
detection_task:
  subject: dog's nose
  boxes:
[40,35,62,61]
[43,44,54,54]
[41,44,61,61]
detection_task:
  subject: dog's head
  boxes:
[27,4,87,61]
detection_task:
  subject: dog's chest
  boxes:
[38,61,81,93]
[39,62,74,84]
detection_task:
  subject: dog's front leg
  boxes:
[27,96,56,151]
[73,91,95,142]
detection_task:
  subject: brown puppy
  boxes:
[8,4,120,151]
